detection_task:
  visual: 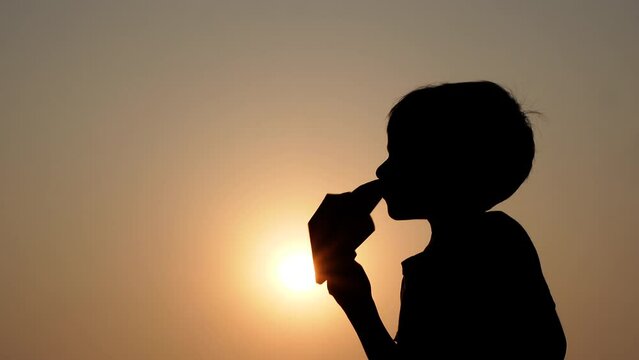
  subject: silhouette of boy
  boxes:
[316,81,567,359]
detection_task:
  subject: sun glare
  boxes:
[277,252,315,292]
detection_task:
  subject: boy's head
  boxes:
[376,81,535,220]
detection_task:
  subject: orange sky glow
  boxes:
[1,1,638,359]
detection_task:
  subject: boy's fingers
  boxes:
[350,179,382,214]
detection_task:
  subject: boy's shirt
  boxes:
[395,211,558,358]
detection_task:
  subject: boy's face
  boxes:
[375,120,460,221]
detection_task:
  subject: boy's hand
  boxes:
[308,180,382,284]
[309,182,396,358]
[326,260,373,309]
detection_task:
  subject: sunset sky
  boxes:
[1,1,638,359]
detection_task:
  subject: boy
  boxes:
[311,81,566,359]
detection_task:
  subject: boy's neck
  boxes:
[427,210,486,248]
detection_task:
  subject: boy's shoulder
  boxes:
[481,211,530,242]
[480,211,542,265]
[403,211,537,271]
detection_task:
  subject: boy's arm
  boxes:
[309,183,395,358]
[327,260,398,359]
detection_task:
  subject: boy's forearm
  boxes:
[340,296,398,359]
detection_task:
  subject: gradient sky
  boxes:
[1,1,638,359]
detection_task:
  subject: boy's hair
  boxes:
[388,81,535,210]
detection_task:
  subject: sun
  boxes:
[277,251,315,292]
